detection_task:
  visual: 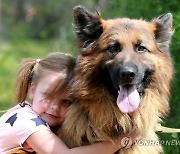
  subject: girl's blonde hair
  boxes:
[14,52,76,103]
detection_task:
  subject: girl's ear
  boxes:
[29,83,36,99]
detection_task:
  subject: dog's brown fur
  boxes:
[57,5,174,153]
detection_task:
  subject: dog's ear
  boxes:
[73,5,103,55]
[153,13,174,52]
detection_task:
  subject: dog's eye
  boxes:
[107,43,121,54]
[136,45,148,53]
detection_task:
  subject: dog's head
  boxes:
[73,5,173,115]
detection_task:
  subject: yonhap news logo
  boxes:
[120,137,133,149]
[136,139,180,146]
[121,137,180,149]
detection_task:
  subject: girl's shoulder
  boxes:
[0,101,47,127]
[18,101,37,115]
[0,101,50,132]
[0,101,50,153]
[1,101,36,118]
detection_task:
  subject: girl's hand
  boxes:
[117,129,141,149]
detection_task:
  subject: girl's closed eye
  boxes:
[43,92,51,97]
[62,99,73,106]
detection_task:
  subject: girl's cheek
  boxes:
[60,105,69,118]
[33,99,50,114]
[41,98,51,109]
[32,104,42,115]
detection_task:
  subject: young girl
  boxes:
[0,52,138,154]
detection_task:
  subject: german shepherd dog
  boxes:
[58,5,174,153]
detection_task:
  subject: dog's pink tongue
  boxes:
[117,85,140,113]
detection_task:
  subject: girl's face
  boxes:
[29,72,72,127]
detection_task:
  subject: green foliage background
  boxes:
[0,0,179,153]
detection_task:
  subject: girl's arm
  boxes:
[26,130,138,154]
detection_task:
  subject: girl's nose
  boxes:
[50,102,59,110]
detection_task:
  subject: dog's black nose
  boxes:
[119,66,136,82]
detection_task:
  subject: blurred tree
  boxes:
[15,0,25,22]
[2,0,103,40]
[0,0,1,39]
